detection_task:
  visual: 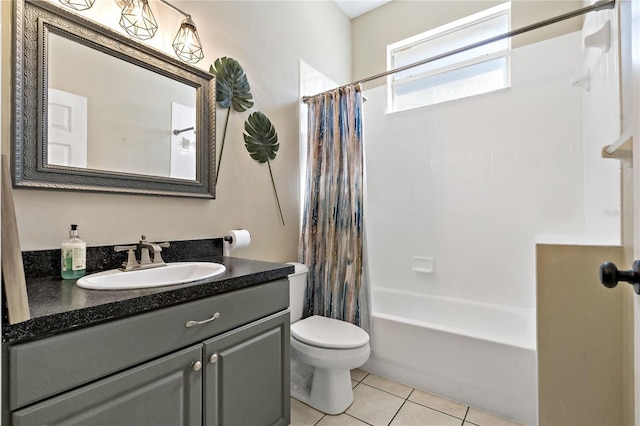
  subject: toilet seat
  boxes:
[291,315,369,349]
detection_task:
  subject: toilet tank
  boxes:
[287,262,309,322]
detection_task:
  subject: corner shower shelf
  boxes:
[601,127,633,161]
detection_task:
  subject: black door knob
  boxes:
[599,261,640,295]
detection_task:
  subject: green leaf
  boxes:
[209,57,254,185]
[243,112,285,226]
[243,111,279,163]
[209,57,254,112]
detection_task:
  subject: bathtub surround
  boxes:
[364,27,621,425]
[364,31,615,311]
[300,86,369,331]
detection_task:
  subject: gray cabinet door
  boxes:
[12,345,203,426]
[204,311,290,426]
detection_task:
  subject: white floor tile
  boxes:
[350,368,368,382]
[290,397,324,426]
[317,413,370,426]
[390,401,463,426]
[363,374,413,398]
[346,384,405,426]
[292,370,520,426]
[408,389,468,419]
[466,407,524,426]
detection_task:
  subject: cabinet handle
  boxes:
[192,361,202,371]
[185,312,221,328]
[209,353,218,364]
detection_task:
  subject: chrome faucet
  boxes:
[115,235,170,272]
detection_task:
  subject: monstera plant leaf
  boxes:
[209,57,254,184]
[244,111,285,225]
[210,57,254,112]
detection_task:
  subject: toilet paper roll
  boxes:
[226,229,251,253]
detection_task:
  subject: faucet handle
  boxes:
[114,245,138,271]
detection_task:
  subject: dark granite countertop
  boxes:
[3,256,294,343]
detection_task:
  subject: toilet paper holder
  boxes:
[223,229,251,256]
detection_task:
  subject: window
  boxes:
[387,2,511,112]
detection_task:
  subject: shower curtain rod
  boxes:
[302,0,615,104]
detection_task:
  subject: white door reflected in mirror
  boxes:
[47,88,87,168]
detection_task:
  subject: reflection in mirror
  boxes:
[47,32,198,180]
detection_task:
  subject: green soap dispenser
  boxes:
[61,224,86,279]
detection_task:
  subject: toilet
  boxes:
[287,262,371,415]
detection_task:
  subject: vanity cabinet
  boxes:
[5,279,290,426]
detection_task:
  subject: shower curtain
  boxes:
[300,85,370,332]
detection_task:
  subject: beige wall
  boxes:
[2,1,351,261]
[352,0,583,89]
[537,244,624,426]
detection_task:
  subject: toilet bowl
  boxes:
[288,263,371,415]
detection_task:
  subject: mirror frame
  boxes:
[13,0,216,198]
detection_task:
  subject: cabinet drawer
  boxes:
[9,279,288,410]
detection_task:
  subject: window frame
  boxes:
[387,2,512,112]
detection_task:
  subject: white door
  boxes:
[47,88,88,168]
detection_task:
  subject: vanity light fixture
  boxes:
[119,0,158,41]
[116,0,204,64]
[59,0,96,11]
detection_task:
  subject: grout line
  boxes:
[462,406,470,423]
[358,382,411,400]
[406,388,416,400]
[345,412,374,426]
[408,400,470,421]
[387,398,409,426]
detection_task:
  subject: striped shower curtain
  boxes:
[300,85,370,332]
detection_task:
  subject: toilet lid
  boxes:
[291,315,370,349]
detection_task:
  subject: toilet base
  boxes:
[309,367,354,414]
[291,366,354,415]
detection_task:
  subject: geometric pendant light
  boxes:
[172,15,205,64]
[119,0,158,41]
[58,0,96,11]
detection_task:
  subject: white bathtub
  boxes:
[363,288,538,425]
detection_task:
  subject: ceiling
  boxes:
[334,0,391,18]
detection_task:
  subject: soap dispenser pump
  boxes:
[61,224,86,279]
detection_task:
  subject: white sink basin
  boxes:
[76,262,226,290]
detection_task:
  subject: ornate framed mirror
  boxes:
[13,0,216,198]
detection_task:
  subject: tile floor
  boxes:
[290,369,524,426]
